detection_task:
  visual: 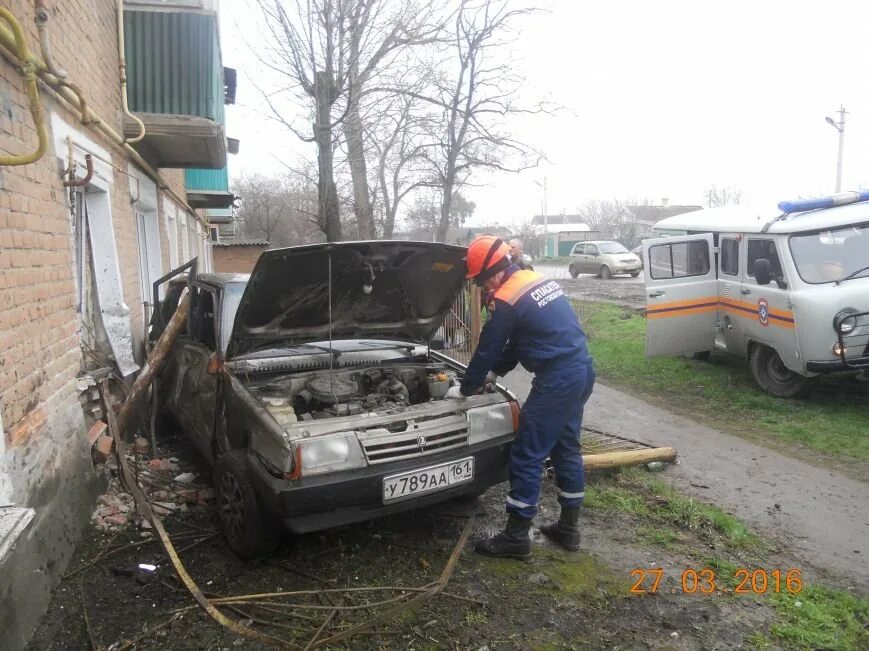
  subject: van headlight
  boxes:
[467,403,515,445]
[834,308,858,334]
[297,433,366,476]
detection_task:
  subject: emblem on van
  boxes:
[757,298,770,327]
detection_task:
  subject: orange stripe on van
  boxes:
[646,304,719,319]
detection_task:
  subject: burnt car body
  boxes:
[151,242,519,557]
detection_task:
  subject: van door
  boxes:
[643,234,718,356]
[717,234,746,355]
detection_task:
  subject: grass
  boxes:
[585,468,761,551]
[573,300,869,463]
[767,586,869,650]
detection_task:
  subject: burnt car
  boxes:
[151,242,519,557]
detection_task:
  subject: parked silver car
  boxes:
[568,241,642,279]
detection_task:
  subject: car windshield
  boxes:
[220,282,247,352]
[788,224,869,284]
[598,242,630,254]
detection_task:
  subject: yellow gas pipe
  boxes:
[0,7,48,166]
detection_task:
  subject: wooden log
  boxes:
[115,292,189,438]
[582,447,677,471]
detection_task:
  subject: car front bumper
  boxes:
[249,439,512,534]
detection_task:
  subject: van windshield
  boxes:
[789,224,869,284]
[599,242,629,254]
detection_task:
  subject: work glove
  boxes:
[485,371,499,385]
[445,385,466,400]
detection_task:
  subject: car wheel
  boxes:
[749,345,808,398]
[600,265,612,280]
[568,264,579,279]
[215,450,280,559]
[630,271,640,278]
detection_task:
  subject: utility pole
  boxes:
[534,176,549,255]
[825,105,847,193]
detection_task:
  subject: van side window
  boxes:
[747,239,783,279]
[720,238,739,276]
[648,240,710,280]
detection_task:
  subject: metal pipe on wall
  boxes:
[0,7,48,166]
[116,0,145,143]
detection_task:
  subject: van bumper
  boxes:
[806,355,869,372]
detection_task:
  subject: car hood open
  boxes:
[225,241,468,358]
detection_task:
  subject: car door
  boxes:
[716,234,746,354]
[176,284,220,460]
[570,243,585,273]
[643,234,718,356]
[740,237,800,370]
[583,244,598,273]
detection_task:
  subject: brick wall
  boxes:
[0,2,207,647]
[213,244,268,273]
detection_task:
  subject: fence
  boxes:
[438,281,482,365]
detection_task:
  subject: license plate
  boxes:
[382,457,474,503]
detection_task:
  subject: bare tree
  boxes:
[705,184,743,208]
[416,0,544,241]
[404,190,475,241]
[234,173,324,247]
[578,198,654,249]
[368,93,435,238]
[253,0,441,241]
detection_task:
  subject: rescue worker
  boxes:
[508,238,534,270]
[445,236,595,559]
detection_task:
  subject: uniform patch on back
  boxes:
[431,262,454,272]
[529,280,565,307]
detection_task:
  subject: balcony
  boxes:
[185,166,235,210]
[123,2,227,168]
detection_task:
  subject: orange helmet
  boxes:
[465,235,512,284]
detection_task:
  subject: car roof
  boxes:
[654,202,869,234]
[193,272,250,287]
[579,240,621,245]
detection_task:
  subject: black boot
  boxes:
[475,512,532,560]
[540,506,581,551]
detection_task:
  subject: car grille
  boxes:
[358,412,469,464]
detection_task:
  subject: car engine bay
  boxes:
[246,364,463,427]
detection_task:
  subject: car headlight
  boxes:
[833,308,858,334]
[297,433,366,476]
[467,403,516,446]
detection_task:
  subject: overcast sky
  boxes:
[221,0,869,227]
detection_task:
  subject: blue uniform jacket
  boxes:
[460,266,592,396]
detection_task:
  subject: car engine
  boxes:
[247,364,459,426]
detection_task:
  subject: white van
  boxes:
[642,193,869,397]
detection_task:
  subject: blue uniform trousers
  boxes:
[505,363,595,519]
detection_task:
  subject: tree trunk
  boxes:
[315,71,342,242]
[344,98,375,239]
[437,173,455,242]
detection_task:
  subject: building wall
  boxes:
[0,2,208,647]
[213,245,267,273]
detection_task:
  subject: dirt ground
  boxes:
[29,427,814,651]
[533,264,646,310]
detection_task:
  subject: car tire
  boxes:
[568,264,579,279]
[749,345,808,398]
[630,271,640,278]
[215,450,280,559]
[600,265,612,280]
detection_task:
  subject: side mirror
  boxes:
[753,258,772,286]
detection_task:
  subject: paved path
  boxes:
[502,371,869,589]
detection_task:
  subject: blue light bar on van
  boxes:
[778,190,869,214]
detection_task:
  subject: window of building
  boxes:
[649,240,710,280]
[720,238,739,276]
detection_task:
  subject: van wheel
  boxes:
[749,346,808,398]
[215,450,280,559]
[569,265,579,279]
[630,271,640,278]
[599,265,612,279]
[691,351,712,361]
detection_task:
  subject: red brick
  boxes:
[92,434,114,463]
[87,420,108,446]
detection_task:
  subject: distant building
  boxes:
[213,240,270,273]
